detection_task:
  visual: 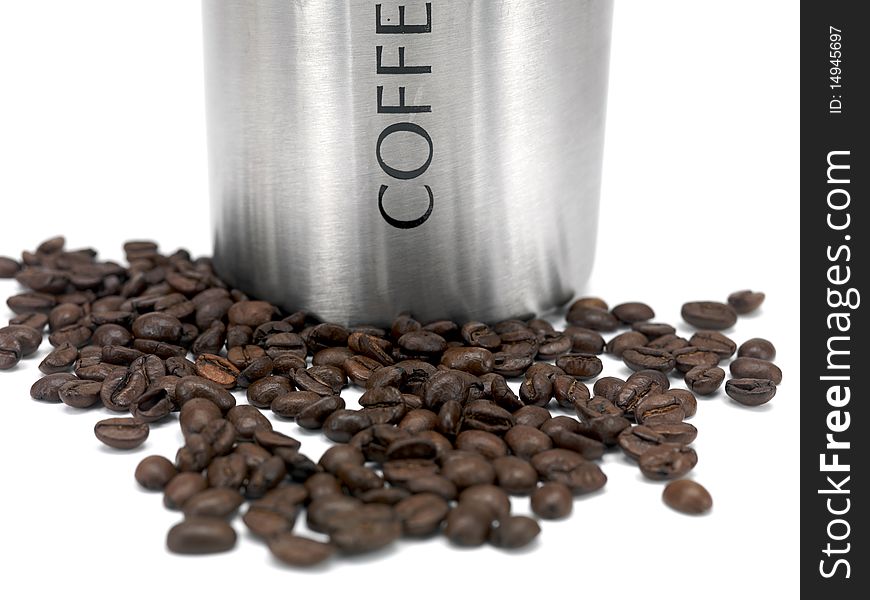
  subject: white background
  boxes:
[0,2,799,599]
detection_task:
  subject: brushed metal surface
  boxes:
[203,0,612,325]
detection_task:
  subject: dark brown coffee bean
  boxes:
[536,333,572,360]
[312,346,355,369]
[634,393,686,425]
[130,387,174,422]
[632,322,676,338]
[246,455,288,499]
[646,334,690,352]
[270,391,323,419]
[611,302,654,324]
[623,347,675,373]
[100,345,144,366]
[730,357,783,384]
[530,449,606,494]
[398,409,439,434]
[228,300,276,327]
[342,355,383,388]
[554,353,603,379]
[685,365,726,395]
[531,482,572,519]
[227,405,272,441]
[330,517,402,555]
[727,290,765,315]
[489,515,541,549]
[9,312,49,330]
[681,301,737,330]
[725,378,777,406]
[0,333,22,370]
[663,479,713,515]
[462,400,515,434]
[167,518,237,554]
[461,322,501,349]
[30,373,77,402]
[394,493,450,536]
[566,306,619,332]
[440,346,494,375]
[504,425,553,459]
[444,503,491,547]
[638,444,698,480]
[268,534,335,567]
[253,430,301,452]
[100,368,148,412]
[606,331,649,358]
[491,456,538,495]
[564,326,605,354]
[403,474,457,500]
[455,430,508,459]
[669,388,697,418]
[1,324,43,356]
[615,370,669,414]
[131,312,182,342]
[593,376,625,401]
[738,337,777,361]
[247,375,295,409]
[673,347,720,373]
[689,331,737,359]
[398,330,447,356]
[323,409,374,443]
[58,379,102,409]
[618,425,665,460]
[297,395,346,430]
[175,375,236,412]
[545,423,607,459]
[519,372,554,407]
[7,291,56,314]
[569,297,608,311]
[48,303,84,332]
[194,353,240,389]
[385,436,439,461]
[347,332,394,365]
[179,397,222,436]
[459,484,511,521]
[649,422,698,445]
[441,452,496,489]
[183,488,245,518]
[207,453,249,488]
[135,455,177,491]
[513,405,552,429]
[0,256,21,278]
[94,417,149,449]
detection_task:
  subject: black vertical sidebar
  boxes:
[801,2,868,597]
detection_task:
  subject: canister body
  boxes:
[204,0,613,325]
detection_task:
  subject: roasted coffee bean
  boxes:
[513,405,552,429]
[352,425,409,464]
[131,312,183,342]
[47,323,92,348]
[436,399,463,437]
[191,323,226,356]
[649,422,697,445]
[398,409,439,434]
[1,324,44,356]
[615,370,670,413]
[461,322,501,349]
[727,290,765,315]
[268,534,335,567]
[422,370,469,411]
[246,456,288,498]
[48,303,84,332]
[313,346,355,369]
[228,300,276,327]
[264,332,307,359]
[252,430,301,453]
[394,493,449,536]
[536,333,572,360]
[673,347,720,373]
[566,306,619,332]
[440,346,493,375]
[7,291,56,314]
[489,515,541,549]
[444,503,492,547]
[459,484,511,521]
[519,372,554,407]
[330,516,402,555]
[252,321,295,346]
[663,479,713,515]
[58,379,102,408]
[441,452,496,489]
[183,488,245,518]
[398,330,447,356]
[179,398,222,436]
[570,297,608,311]
[135,455,177,491]
[305,472,343,500]
[632,322,676,338]
[194,353,240,388]
[403,474,458,500]
[491,351,533,378]
[638,444,698,480]
[611,302,654,324]
[323,409,374,443]
[236,353,274,387]
[586,415,631,445]
[685,365,726,395]
[738,337,777,361]
[462,400,515,434]
[622,347,675,374]
[531,483,572,519]
[357,487,410,505]
[646,334,690,352]
[730,357,783,384]
[94,417,149,449]
[669,389,697,418]
[606,331,648,358]
[454,430,507,459]
[175,433,214,472]
[554,353,603,379]
[100,368,148,412]
[531,449,606,494]
[207,453,249,488]
[634,393,686,425]
[681,301,737,330]
[336,463,384,494]
[618,425,665,460]
[227,405,272,441]
[130,387,173,422]
[247,376,295,409]
[305,322,350,352]
[0,256,21,278]
[226,324,253,349]
[385,436,439,461]
[0,333,22,370]
[167,518,237,554]
[297,395,345,430]
[545,424,607,459]
[30,373,77,402]
[9,312,49,330]
[165,472,208,509]
[175,375,236,412]
[725,378,777,406]
[689,331,737,359]
[504,425,553,459]
[564,326,606,354]
[101,345,144,366]
[347,332,393,365]
[593,377,625,402]
[491,456,538,495]
[574,396,623,422]
[272,391,323,419]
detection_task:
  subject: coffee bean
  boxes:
[504,425,552,459]
[132,312,183,342]
[167,518,237,554]
[441,452,496,488]
[634,393,686,425]
[725,378,777,406]
[227,405,272,441]
[554,353,603,379]
[681,301,737,330]
[48,303,84,332]
[491,456,538,495]
[489,515,541,549]
[268,534,335,567]
[297,395,345,430]
[685,365,725,395]
[622,347,675,373]
[7,291,56,314]
[564,326,606,354]
[566,306,618,332]
[531,449,607,494]
[611,302,655,324]
[738,337,777,361]
[461,322,501,349]
[403,474,458,500]
[247,376,294,409]
[0,333,22,370]
[632,322,676,338]
[455,430,508,459]
[0,256,21,278]
[444,503,491,547]
[58,379,103,409]
[730,357,783,384]
[0,324,43,356]
[94,417,149,449]
[689,331,737,359]
[513,405,552,429]
[663,479,713,515]
[440,346,493,375]
[183,488,245,518]
[459,484,511,521]
[135,455,177,491]
[606,331,649,358]
[395,493,450,536]
[727,290,765,315]
[462,400,515,435]
[638,444,698,480]
[398,330,447,356]
[569,297,608,311]
[30,373,77,402]
[673,347,720,373]
[531,482,572,519]
[9,312,49,330]
[228,300,276,327]
[312,346,355,369]
[593,377,625,402]
[194,353,240,388]
[646,334,690,352]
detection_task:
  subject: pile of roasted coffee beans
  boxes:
[0,238,783,566]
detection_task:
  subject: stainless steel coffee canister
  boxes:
[203,0,613,325]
